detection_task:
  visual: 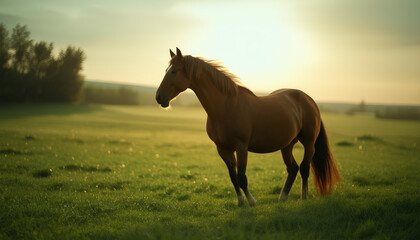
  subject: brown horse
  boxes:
[156,48,340,206]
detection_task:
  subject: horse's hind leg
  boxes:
[300,143,315,200]
[279,140,299,201]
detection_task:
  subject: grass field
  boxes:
[0,104,419,239]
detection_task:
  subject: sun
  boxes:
[203,18,300,73]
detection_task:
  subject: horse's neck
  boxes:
[190,73,230,118]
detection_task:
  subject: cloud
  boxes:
[294,0,420,47]
[0,1,200,46]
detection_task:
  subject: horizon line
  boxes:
[85,79,420,107]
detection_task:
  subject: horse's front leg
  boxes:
[217,146,245,206]
[236,145,256,206]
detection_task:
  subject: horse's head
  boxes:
[156,48,191,108]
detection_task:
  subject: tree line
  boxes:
[0,23,85,103]
[81,85,140,105]
[375,107,420,121]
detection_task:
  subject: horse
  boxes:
[156,48,340,206]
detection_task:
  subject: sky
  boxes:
[1,0,419,105]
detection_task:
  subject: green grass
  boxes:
[0,104,419,239]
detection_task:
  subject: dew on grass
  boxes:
[60,164,112,173]
[180,174,195,180]
[352,176,370,186]
[180,170,196,180]
[48,182,65,191]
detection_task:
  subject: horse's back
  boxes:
[269,88,313,103]
[269,88,321,143]
[262,89,318,115]
[269,88,319,113]
[269,88,299,96]
[247,89,321,152]
[245,89,302,152]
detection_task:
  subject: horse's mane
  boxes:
[172,55,252,96]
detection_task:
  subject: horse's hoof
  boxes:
[237,195,245,207]
[248,198,256,207]
[279,193,288,202]
[246,193,256,207]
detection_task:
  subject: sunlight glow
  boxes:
[172,2,314,90]
[4,0,418,104]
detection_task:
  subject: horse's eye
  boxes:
[171,70,176,74]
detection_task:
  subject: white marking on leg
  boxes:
[245,191,256,206]
[237,195,245,207]
[279,191,288,201]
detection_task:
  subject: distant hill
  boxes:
[85,81,156,92]
[84,80,199,106]
[83,81,420,120]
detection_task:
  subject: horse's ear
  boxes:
[170,49,175,58]
[176,47,183,58]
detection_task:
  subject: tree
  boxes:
[0,23,9,69]
[359,99,366,112]
[29,41,54,79]
[0,23,86,103]
[11,24,32,74]
[43,46,86,102]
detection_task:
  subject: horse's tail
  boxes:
[311,121,340,195]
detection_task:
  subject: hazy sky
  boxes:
[1,0,419,105]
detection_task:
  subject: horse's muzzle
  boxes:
[156,94,169,108]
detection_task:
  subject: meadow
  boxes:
[0,104,419,239]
